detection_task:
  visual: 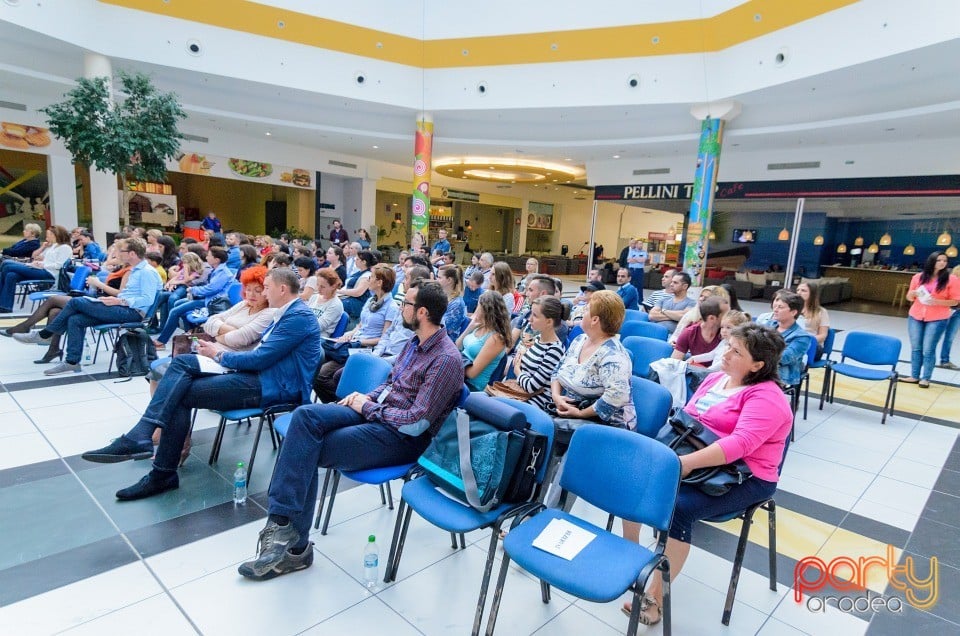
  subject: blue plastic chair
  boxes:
[630,375,673,438]
[625,309,649,323]
[15,278,54,309]
[620,320,669,341]
[226,281,243,304]
[802,327,835,419]
[820,331,901,423]
[384,394,555,635]
[90,291,164,372]
[484,426,681,636]
[28,265,91,309]
[330,312,350,338]
[565,324,583,348]
[621,335,674,378]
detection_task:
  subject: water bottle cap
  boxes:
[368,534,376,542]
[237,462,244,467]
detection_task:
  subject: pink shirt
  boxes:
[683,373,793,482]
[908,273,960,322]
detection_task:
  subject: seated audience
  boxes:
[235,244,260,280]
[339,249,377,321]
[621,324,793,626]
[154,247,233,349]
[456,290,512,391]
[641,267,676,312]
[463,271,484,314]
[77,230,105,262]
[616,267,639,310]
[797,281,830,359]
[324,246,347,284]
[0,225,72,313]
[314,265,397,402]
[145,252,167,283]
[672,296,725,363]
[517,257,540,292]
[13,237,161,375]
[295,256,319,301]
[511,296,566,411]
[546,290,635,431]
[490,261,522,314]
[238,281,462,580]
[307,268,345,337]
[759,291,811,388]
[478,252,495,289]
[648,271,696,333]
[721,282,743,313]
[670,285,730,344]
[80,268,321,500]
[512,275,569,348]
[2,223,42,258]
[439,264,467,341]
[156,251,204,330]
[570,280,605,324]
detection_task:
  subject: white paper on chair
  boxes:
[195,356,232,375]
[531,518,596,560]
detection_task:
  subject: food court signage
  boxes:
[595,175,960,201]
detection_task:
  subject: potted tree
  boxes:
[41,71,185,227]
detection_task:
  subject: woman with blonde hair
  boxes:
[0,225,72,313]
[457,290,513,391]
[670,285,730,343]
[490,261,522,313]
[796,281,830,360]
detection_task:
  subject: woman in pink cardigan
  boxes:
[623,323,793,626]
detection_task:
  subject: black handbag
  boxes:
[206,295,232,315]
[656,408,753,496]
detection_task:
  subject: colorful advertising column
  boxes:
[684,116,724,287]
[411,115,433,254]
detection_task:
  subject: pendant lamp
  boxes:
[947,245,959,258]
[778,227,789,241]
[903,243,916,256]
[937,230,952,246]
[837,243,847,254]
[879,232,892,246]
[813,235,824,246]
[708,230,716,240]
[854,236,864,247]
[868,242,879,254]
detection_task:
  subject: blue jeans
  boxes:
[157,286,188,328]
[45,297,142,364]
[157,298,204,344]
[629,267,644,303]
[268,403,432,547]
[136,355,262,471]
[907,316,947,381]
[939,310,960,364]
[669,478,778,542]
[0,261,54,310]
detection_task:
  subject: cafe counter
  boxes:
[821,266,915,304]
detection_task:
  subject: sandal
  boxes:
[152,340,166,350]
[919,380,930,388]
[899,377,919,384]
[621,593,662,626]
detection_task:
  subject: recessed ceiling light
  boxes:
[564,157,572,162]
[489,166,495,170]
[265,132,271,136]
[612,154,621,159]
[372,145,379,149]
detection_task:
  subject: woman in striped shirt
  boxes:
[513,296,567,410]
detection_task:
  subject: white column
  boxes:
[46,154,78,230]
[83,52,119,245]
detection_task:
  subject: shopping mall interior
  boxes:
[0,1,959,634]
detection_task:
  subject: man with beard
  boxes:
[239,280,464,581]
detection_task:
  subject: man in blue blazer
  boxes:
[615,267,640,310]
[80,268,323,501]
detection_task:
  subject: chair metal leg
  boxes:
[377,483,387,506]
[450,533,459,549]
[314,468,334,529]
[245,414,268,486]
[803,373,810,420]
[818,367,830,410]
[385,502,413,582]
[320,471,342,536]
[208,416,228,464]
[483,550,513,636]
[385,481,395,510]
[721,508,756,626]
[459,533,467,549]
[540,580,550,603]
[660,560,672,636]
[767,501,777,591]
[472,525,504,636]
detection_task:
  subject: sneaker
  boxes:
[13,331,51,345]
[82,434,154,463]
[43,361,81,376]
[937,362,959,370]
[115,470,180,501]
[237,522,304,580]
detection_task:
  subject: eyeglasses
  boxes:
[402,301,417,309]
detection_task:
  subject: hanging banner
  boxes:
[684,118,725,286]
[410,118,433,253]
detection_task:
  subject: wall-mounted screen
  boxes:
[733,229,758,244]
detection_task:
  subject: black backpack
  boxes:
[114,329,157,379]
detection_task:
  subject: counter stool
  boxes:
[892,283,908,308]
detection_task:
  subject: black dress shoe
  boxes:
[81,435,154,463]
[34,349,63,364]
[116,470,179,501]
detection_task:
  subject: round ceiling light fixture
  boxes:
[434,157,584,184]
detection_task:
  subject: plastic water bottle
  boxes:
[363,534,379,589]
[81,339,93,366]
[233,462,247,505]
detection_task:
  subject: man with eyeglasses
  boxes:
[14,237,162,375]
[239,280,463,581]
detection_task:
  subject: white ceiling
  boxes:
[0,15,959,221]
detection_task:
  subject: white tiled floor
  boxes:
[0,297,956,634]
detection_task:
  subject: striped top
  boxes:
[515,337,565,411]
